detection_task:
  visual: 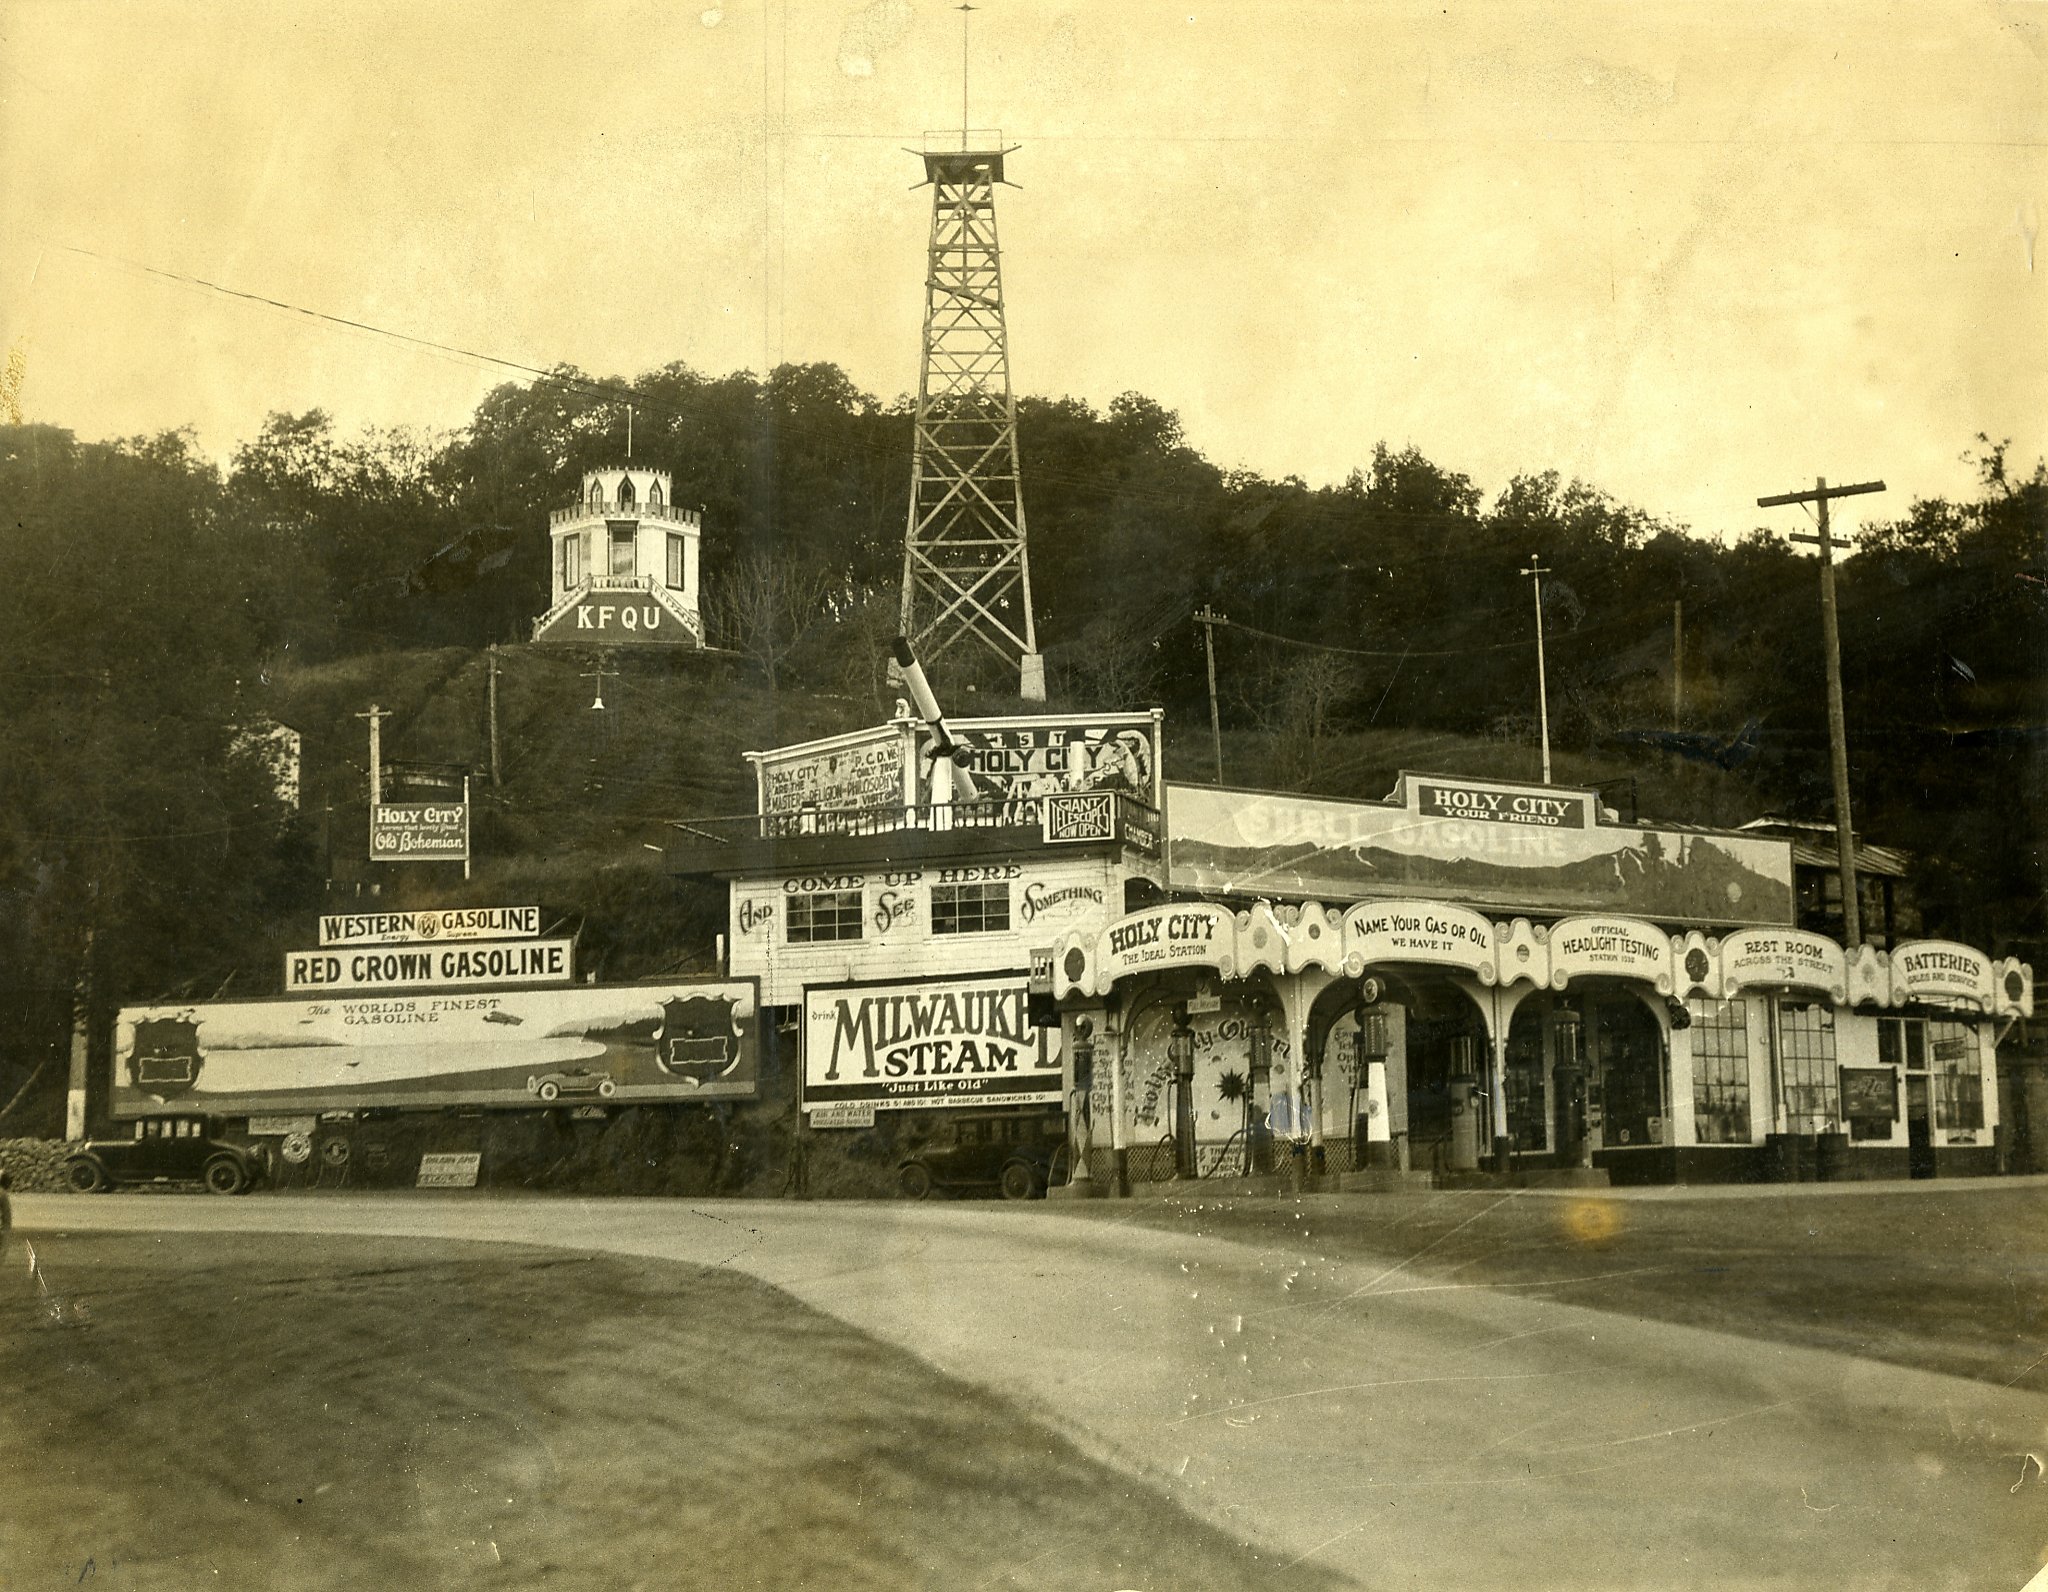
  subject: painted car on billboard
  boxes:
[110,981,760,1118]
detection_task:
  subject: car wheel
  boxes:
[536,1080,561,1102]
[596,1079,617,1099]
[65,1158,107,1194]
[898,1162,934,1200]
[999,1160,1038,1202]
[203,1155,246,1196]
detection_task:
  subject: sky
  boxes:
[2,0,2041,543]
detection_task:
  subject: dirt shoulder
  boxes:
[0,1231,1354,1592]
[1053,1182,2048,1390]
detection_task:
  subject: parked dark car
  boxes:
[897,1110,1067,1201]
[64,1118,267,1196]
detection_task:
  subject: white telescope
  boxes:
[891,638,983,803]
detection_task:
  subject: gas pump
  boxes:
[1352,1002,1392,1170]
[1169,1009,1197,1180]
[1448,1035,1482,1171]
[1552,1007,1590,1168]
[1246,1017,1273,1174]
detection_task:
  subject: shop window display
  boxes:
[1688,998,1751,1144]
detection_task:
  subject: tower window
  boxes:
[649,480,664,509]
[617,476,637,509]
[588,479,603,510]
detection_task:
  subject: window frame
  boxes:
[931,880,1011,936]
[1687,996,1752,1144]
[785,889,863,944]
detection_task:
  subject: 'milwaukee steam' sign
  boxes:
[803,974,1061,1111]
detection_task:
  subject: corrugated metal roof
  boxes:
[1790,841,1911,878]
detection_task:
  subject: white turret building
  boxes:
[532,466,705,646]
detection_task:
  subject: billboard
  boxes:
[1165,773,1795,928]
[803,972,1062,1112]
[283,938,574,994]
[947,713,1163,807]
[370,803,468,862]
[751,726,909,816]
[111,980,760,1118]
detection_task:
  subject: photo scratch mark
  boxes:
[1170,1369,1584,1426]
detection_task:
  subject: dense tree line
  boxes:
[0,367,2040,1115]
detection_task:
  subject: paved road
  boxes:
[21,1191,2047,1591]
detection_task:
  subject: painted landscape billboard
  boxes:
[1165,774,1795,928]
[112,980,759,1118]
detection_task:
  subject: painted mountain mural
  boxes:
[1165,783,1794,928]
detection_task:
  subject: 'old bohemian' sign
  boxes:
[803,974,1062,1112]
[285,938,575,994]
[370,802,469,862]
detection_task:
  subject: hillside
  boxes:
[237,641,1782,997]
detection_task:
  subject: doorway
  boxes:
[1905,1076,1935,1179]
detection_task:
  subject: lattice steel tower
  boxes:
[898,116,1044,700]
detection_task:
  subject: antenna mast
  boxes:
[897,4,1045,699]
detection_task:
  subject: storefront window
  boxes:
[1689,998,1751,1144]
[786,890,862,943]
[1776,1000,1838,1132]
[932,882,1009,935]
[1877,1018,1927,1071]
[1929,1020,1983,1129]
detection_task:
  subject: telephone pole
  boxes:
[1756,476,1885,947]
[486,643,502,788]
[1519,559,1553,785]
[1671,597,1684,728]
[355,704,389,806]
[1194,607,1226,785]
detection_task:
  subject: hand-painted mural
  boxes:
[1165,775,1794,928]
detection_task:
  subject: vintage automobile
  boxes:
[525,1067,617,1103]
[896,1110,1068,1201]
[63,1118,268,1196]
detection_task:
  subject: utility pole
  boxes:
[1757,476,1885,947]
[1519,558,1553,785]
[486,643,502,788]
[1194,607,1226,785]
[1671,597,1684,728]
[355,704,389,807]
